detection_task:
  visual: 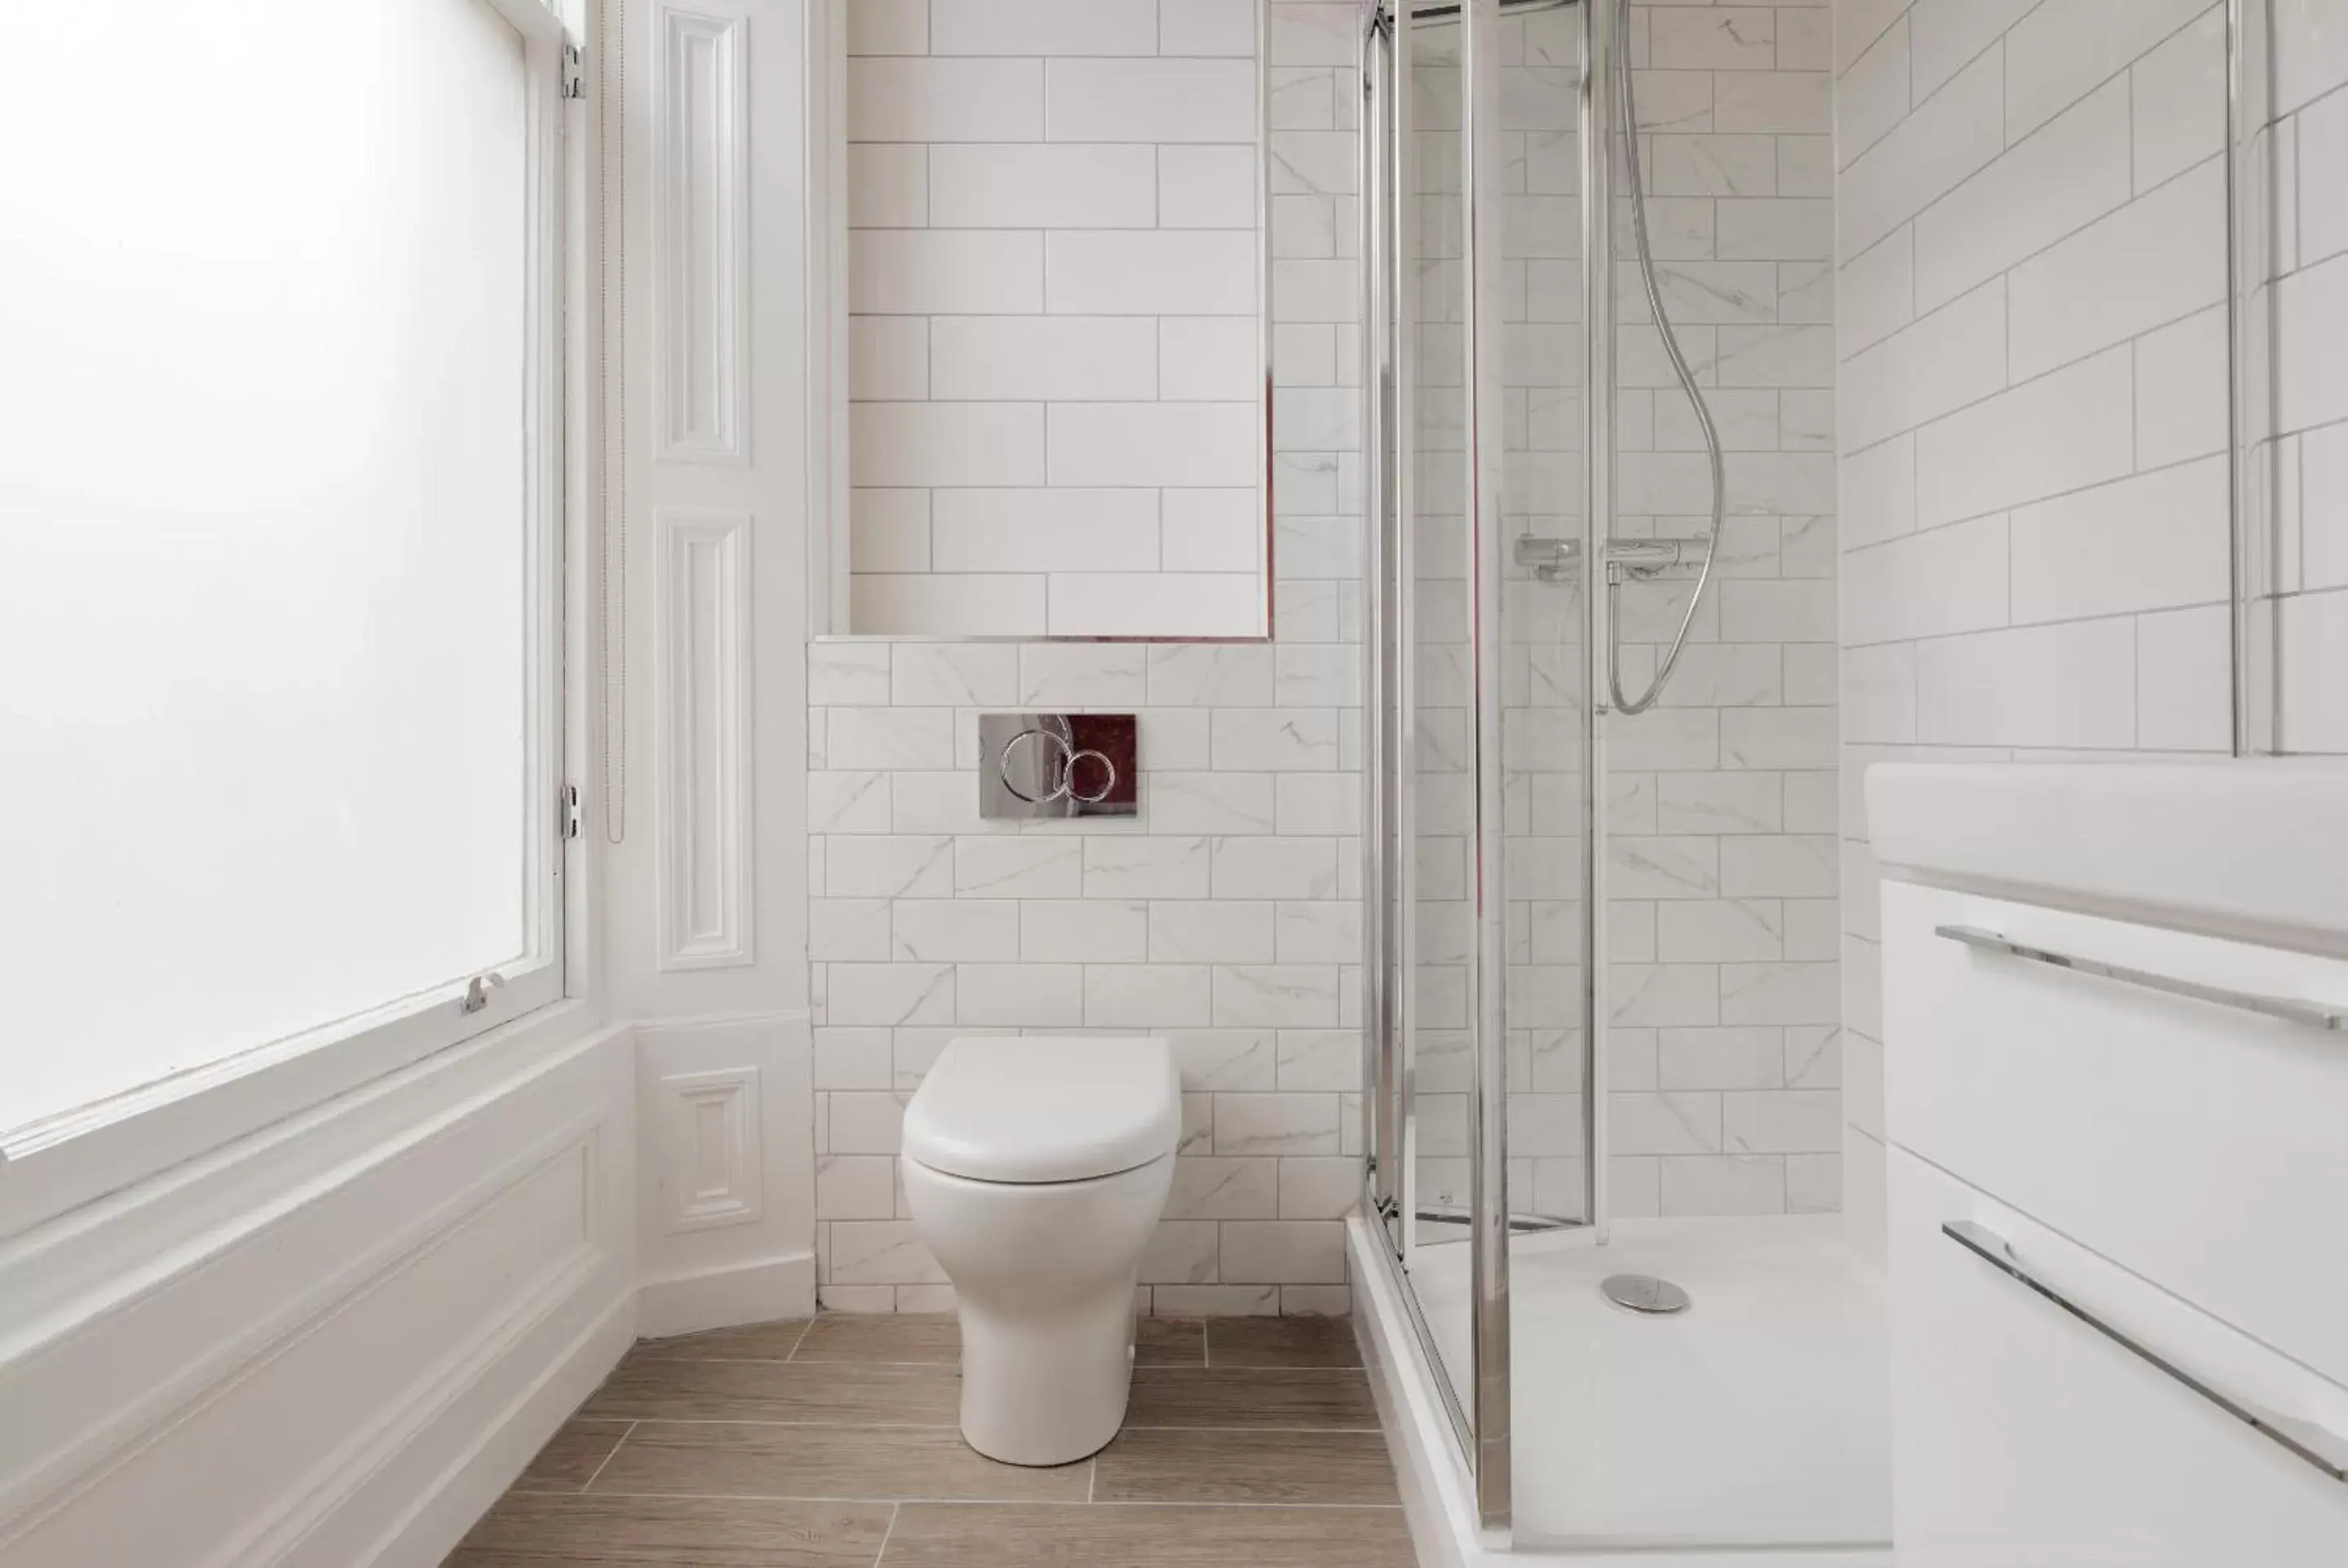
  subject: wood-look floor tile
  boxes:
[792,1314,958,1363]
[447,1554,869,1568]
[1091,1429,1400,1505]
[634,1320,810,1361]
[451,1492,891,1566]
[785,1311,1206,1367]
[1134,1316,1205,1367]
[1124,1367,1380,1429]
[511,1419,634,1493]
[583,1357,960,1424]
[589,1421,1090,1503]
[1206,1316,1361,1369]
[877,1502,1417,1567]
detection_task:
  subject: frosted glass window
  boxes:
[0,0,547,1133]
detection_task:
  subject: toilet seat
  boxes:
[903,1036,1179,1185]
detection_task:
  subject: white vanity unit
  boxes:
[1868,764,2348,1566]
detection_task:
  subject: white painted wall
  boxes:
[604,0,821,1330]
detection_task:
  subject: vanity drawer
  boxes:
[1889,1148,2348,1566]
[1881,880,2348,1388]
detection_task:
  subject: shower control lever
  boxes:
[1512,537,1581,580]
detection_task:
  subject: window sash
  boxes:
[0,11,579,1226]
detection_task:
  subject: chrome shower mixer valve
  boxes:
[1513,536,1714,584]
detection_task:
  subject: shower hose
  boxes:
[1607,26,1725,717]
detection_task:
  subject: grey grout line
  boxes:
[1838,287,2222,468]
[873,1501,901,1568]
[1838,445,2232,556]
[785,1318,818,1361]
[577,1420,637,1494]
[1841,595,2235,655]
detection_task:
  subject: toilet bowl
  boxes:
[900,1036,1178,1466]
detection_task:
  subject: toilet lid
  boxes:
[903,1036,1179,1184]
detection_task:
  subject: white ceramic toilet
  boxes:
[900,1035,1178,1466]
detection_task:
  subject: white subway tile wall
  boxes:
[1824,0,2348,1246]
[812,0,1360,1312]
[817,0,1850,1313]
[846,1,1268,636]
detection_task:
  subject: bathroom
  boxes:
[2,0,2345,1565]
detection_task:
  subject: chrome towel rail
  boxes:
[1944,1221,2348,1482]
[1935,925,2348,1032]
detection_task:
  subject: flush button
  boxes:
[979,713,1139,820]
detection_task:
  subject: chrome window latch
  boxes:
[461,972,506,1016]
[562,43,584,100]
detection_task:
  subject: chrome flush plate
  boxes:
[979,713,1139,820]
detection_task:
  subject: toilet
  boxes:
[900,1035,1179,1467]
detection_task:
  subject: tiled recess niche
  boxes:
[842,0,1272,638]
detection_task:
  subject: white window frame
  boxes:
[0,0,587,1230]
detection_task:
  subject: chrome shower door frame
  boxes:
[1578,0,1616,1244]
[1360,0,1413,1265]
[1360,0,1627,1539]
[1357,0,1486,1496]
[1460,0,1513,1532]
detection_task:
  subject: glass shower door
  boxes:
[1492,0,1594,1238]
[1363,0,1594,1517]
[1361,0,1486,1439]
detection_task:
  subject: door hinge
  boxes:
[562,43,585,100]
[562,784,583,841]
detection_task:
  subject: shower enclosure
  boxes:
[1356,0,1887,1553]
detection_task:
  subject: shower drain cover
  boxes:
[1600,1274,1691,1315]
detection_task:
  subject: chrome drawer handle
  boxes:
[1944,1221,2348,1482]
[1936,925,2348,1032]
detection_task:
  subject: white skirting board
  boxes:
[638,1250,817,1341]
